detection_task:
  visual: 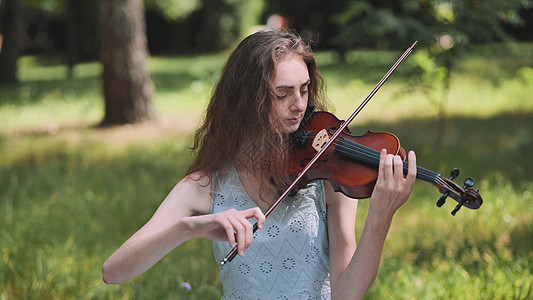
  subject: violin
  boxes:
[287,110,483,213]
[220,41,483,266]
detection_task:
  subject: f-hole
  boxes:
[327,127,338,135]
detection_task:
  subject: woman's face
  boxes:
[271,54,310,134]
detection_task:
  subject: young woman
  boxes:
[102,29,417,299]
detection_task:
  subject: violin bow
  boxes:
[220,41,419,266]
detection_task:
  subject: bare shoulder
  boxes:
[163,171,212,216]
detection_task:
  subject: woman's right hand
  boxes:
[182,207,266,256]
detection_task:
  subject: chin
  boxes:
[284,125,300,134]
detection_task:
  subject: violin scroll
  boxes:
[434,169,483,215]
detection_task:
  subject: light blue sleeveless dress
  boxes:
[210,165,331,299]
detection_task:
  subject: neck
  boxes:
[235,166,279,210]
[334,138,441,185]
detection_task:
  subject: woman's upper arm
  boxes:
[325,181,358,288]
[128,172,212,242]
[102,172,212,284]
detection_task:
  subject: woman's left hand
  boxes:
[369,149,417,220]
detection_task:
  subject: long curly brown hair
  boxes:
[187,29,330,193]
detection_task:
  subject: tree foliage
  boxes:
[144,0,201,21]
[265,0,346,48]
[17,0,265,56]
[330,0,533,50]
[326,0,532,152]
[12,0,533,56]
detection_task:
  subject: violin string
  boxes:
[336,138,453,188]
[334,139,439,180]
[335,137,455,190]
[299,134,454,191]
[333,138,455,190]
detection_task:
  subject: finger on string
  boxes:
[406,150,417,184]
[384,153,394,182]
[393,155,403,181]
[378,149,387,182]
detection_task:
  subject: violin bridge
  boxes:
[312,129,329,152]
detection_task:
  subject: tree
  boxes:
[265,0,346,51]
[330,0,533,50]
[0,0,23,85]
[65,0,79,79]
[98,0,155,126]
[331,0,533,152]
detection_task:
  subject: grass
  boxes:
[0,43,532,299]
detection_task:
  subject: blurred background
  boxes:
[1,0,532,299]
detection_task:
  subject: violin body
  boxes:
[287,111,483,212]
[288,111,404,199]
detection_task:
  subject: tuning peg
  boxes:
[436,168,460,207]
[450,168,460,180]
[436,193,448,207]
[451,201,463,216]
[463,177,475,189]
[450,177,477,216]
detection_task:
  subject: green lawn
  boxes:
[0,43,532,299]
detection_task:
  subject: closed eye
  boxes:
[275,79,310,100]
[276,93,289,100]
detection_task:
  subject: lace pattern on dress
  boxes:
[210,165,331,299]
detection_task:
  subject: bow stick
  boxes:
[220,41,419,266]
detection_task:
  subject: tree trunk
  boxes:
[65,0,79,79]
[0,0,23,85]
[98,0,155,126]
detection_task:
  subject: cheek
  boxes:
[270,101,283,120]
[271,99,287,115]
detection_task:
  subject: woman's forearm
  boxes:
[332,213,393,299]
[331,150,417,298]
[102,218,193,284]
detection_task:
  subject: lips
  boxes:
[287,115,302,124]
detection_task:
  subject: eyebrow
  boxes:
[275,79,311,90]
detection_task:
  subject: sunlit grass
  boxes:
[0,43,532,299]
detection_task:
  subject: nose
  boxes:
[290,92,307,113]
